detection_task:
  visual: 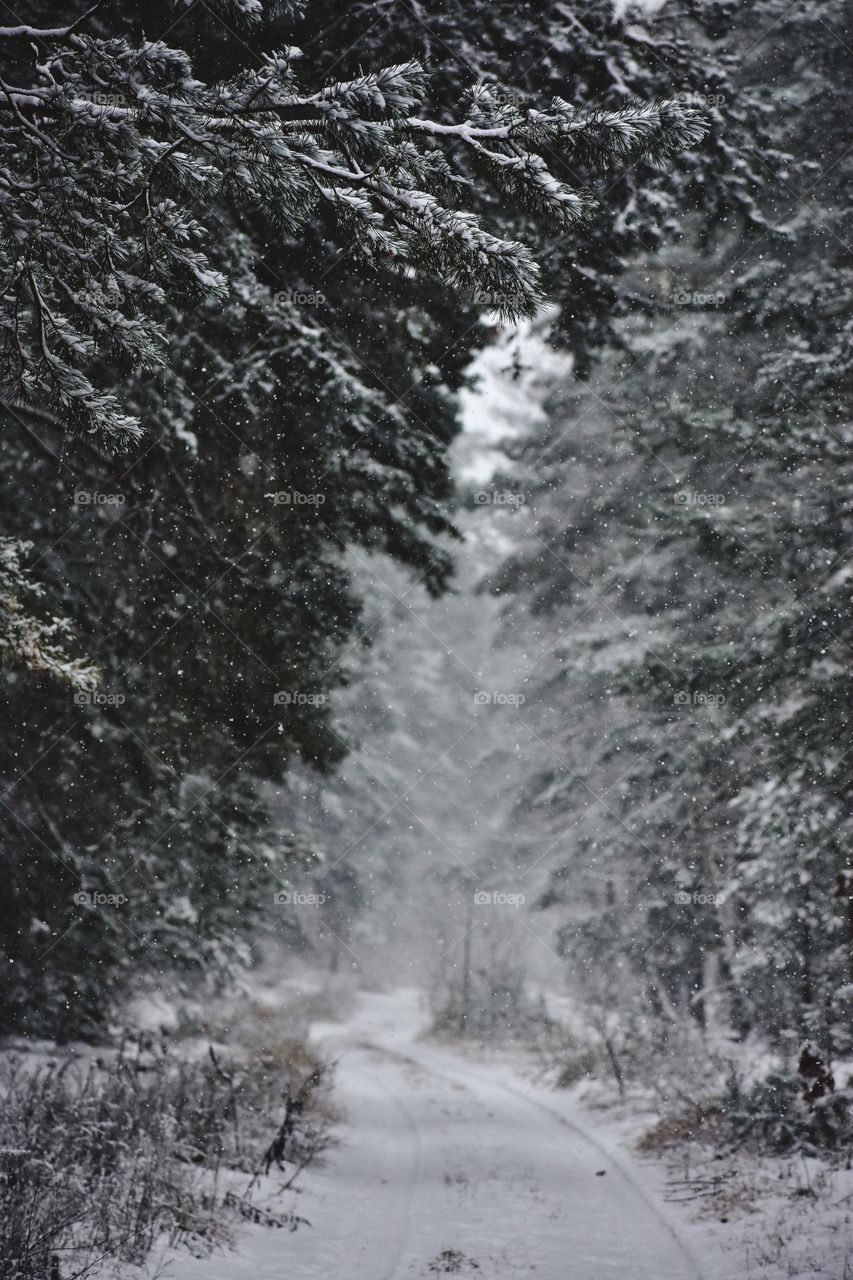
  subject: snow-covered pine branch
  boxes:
[0,537,99,688]
[0,21,707,450]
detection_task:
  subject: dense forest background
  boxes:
[0,0,850,1156]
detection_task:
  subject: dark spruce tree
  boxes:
[485,0,853,1133]
[0,0,707,1034]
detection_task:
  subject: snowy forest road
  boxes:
[171,988,706,1280]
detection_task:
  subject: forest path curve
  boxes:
[167,987,706,1280]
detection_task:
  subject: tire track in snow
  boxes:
[154,989,710,1280]
[407,1050,707,1280]
[365,1060,426,1280]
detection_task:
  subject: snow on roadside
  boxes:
[142,985,853,1280]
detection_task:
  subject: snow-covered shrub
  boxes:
[724,1069,853,1158]
[0,1037,334,1277]
[638,1057,853,1160]
[525,1019,599,1088]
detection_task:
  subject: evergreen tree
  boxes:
[489,0,853,1079]
[0,0,707,1035]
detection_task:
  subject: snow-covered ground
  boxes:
[158,986,780,1280]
